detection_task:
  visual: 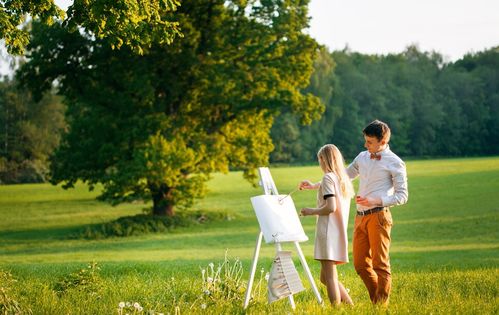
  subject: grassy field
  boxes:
[1,157,498,314]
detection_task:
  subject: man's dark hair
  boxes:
[363,120,391,142]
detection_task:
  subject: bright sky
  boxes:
[308,0,499,62]
[2,0,499,76]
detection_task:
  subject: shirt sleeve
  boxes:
[346,155,360,179]
[321,174,336,197]
[381,160,409,207]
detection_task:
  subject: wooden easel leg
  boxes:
[294,241,323,305]
[243,231,264,309]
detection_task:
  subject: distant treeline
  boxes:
[271,46,499,162]
[1,46,498,183]
[0,80,65,183]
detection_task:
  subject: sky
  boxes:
[308,0,499,62]
[2,0,499,76]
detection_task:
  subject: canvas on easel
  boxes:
[243,167,323,309]
[250,194,308,244]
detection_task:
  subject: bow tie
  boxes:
[370,153,381,160]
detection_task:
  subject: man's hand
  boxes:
[356,196,382,207]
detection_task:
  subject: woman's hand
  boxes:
[299,180,316,190]
[300,207,315,216]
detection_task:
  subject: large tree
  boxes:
[1,0,181,55]
[19,0,323,216]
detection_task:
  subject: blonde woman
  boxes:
[299,144,354,306]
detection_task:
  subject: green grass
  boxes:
[1,157,498,314]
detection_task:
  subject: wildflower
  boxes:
[201,303,207,309]
[118,302,125,308]
[207,277,213,283]
[137,306,143,312]
[133,302,140,309]
[265,272,270,281]
[204,289,211,295]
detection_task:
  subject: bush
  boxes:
[0,159,48,184]
[73,210,236,239]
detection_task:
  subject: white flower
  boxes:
[204,290,211,295]
[201,303,207,309]
[265,272,270,281]
[137,306,143,312]
[133,302,140,309]
[207,277,213,283]
[118,302,125,308]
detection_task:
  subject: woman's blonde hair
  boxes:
[317,144,354,199]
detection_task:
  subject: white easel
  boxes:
[243,167,323,309]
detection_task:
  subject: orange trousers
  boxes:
[353,208,393,304]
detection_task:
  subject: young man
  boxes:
[346,120,408,304]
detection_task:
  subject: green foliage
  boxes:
[271,45,499,161]
[65,0,182,55]
[75,211,236,239]
[19,0,322,215]
[0,0,181,55]
[0,0,64,54]
[0,270,32,314]
[53,262,102,296]
[0,78,65,184]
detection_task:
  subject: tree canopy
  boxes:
[19,0,323,216]
[1,0,181,55]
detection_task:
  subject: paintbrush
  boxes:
[278,187,300,204]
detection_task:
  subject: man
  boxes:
[347,120,408,304]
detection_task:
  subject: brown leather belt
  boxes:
[356,207,388,216]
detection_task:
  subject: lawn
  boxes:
[1,157,498,314]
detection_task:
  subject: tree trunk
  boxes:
[151,184,175,217]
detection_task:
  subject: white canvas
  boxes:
[250,195,309,244]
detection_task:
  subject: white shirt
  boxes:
[346,145,408,211]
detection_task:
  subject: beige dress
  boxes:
[314,172,350,263]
